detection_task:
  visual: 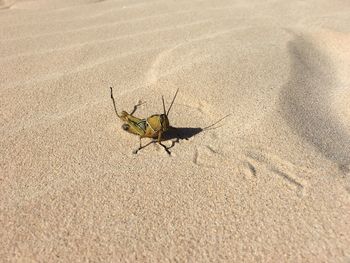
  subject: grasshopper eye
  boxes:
[159,114,165,124]
[159,114,169,130]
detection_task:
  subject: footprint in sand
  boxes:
[192,145,225,168]
[338,164,350,175]
[245,149,308,197]
[239,161,257,178]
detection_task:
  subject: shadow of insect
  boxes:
[158,115,230,153]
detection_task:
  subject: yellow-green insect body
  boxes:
[120,112,169,140]
[110,87,178,154]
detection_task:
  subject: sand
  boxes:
[1,0,350,261]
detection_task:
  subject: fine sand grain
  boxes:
[1,0,350,262]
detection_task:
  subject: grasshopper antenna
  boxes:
[166,88,179,116]
[110,87,121,118]
[203,114,231,130]
[162,96,166,115]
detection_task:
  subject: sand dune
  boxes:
[1,0,350,262]
[281,32,350,166]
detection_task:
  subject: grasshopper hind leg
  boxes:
[130,100,145,115]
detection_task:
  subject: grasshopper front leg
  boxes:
[157,131,171,155]
[132,137,143,154]
[132,137,153,154]
[133,133,170,155]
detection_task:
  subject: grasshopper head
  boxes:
[160,88,179,132]
[159,114,169,131]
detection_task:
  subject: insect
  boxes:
[110,87,179,154]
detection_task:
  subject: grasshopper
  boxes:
[110,87,179,154]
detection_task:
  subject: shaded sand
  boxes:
[1,0,350,261]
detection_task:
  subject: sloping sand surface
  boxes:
[1,0,350,261]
